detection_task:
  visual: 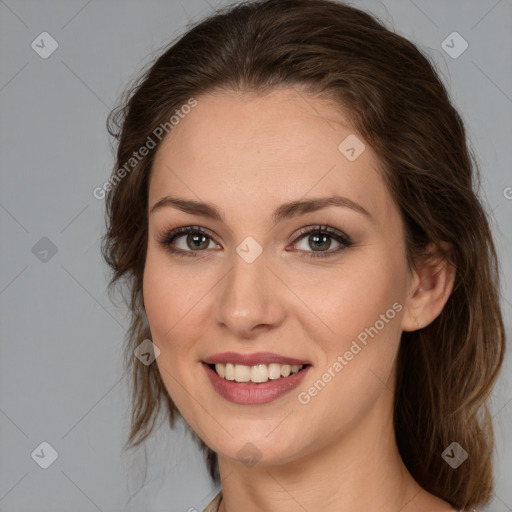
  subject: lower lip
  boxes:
[203,363,311,405]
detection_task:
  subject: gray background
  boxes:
[0,0,511,511]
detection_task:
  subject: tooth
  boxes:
[251,364,269,383]
[215,363,225,378]
[213,362,305,382]
[225,363,235,381]
[234,364,251,382]
[280,364,291,377]
[268,363,282,380]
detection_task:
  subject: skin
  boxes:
[143,88,457,512]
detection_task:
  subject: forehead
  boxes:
[149,88,393,223]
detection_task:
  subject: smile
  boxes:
[211,362,305,383]
[202,362,311,405]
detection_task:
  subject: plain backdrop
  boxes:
[0,0,511,511]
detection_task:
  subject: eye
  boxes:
[291,225,353,259]
[158,224,353,260]
[158,226,220,257]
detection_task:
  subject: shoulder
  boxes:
[202,491,222,512]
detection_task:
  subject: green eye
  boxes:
[159,224,353,260]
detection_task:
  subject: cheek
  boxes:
[142,252,197,361]
[143,249,201,336]
[296,252,407,408]
[293,264,404,434]
[143,254,205,416]
[295,253,405,345]
[143,264,175,337]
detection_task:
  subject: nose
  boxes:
[214,250,285,339]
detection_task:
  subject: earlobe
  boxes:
[401,243,456,333]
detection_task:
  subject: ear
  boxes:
[401,242,456,332]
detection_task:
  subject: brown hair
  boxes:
[101,0,505,509]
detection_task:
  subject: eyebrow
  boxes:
[149,194,372,224]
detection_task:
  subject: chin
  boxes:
[208,423,309,468]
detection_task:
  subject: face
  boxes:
[143,88,414,467]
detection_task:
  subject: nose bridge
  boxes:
[214,244,284,335]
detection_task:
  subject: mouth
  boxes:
[202,360,312,405]
[207,362,311,384]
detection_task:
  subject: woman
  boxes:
[101,1,505,510]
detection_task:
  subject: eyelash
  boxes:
[157,225,353,260]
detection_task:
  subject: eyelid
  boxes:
[158,224,353,258]
[157,225,220,255]
[158,225,218,242]
[293,224,351,245]
[290,225,352,259]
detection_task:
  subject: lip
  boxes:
[203,362,311,405]
[203,351,311,366]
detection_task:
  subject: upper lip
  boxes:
[203,351,311,366]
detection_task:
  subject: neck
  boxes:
[216,392,452,512]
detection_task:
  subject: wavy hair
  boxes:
[101,1,506,509]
